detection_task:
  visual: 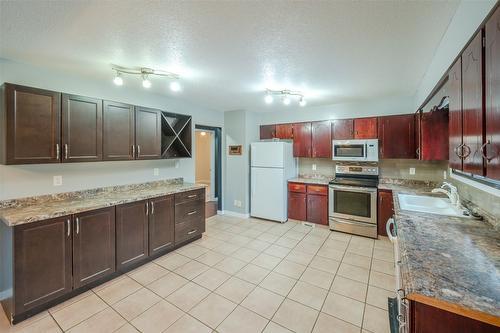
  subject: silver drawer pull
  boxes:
[187,229,197,235]
[76,217,80,234]
[187,210,197,215]
[187,194,197,198]
[67,219,71,237]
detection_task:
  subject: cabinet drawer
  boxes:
[175,199,204,224]
[288,183,306,193]
[175,219,205,244]
[175,189,205,205]
[307,185,327,195]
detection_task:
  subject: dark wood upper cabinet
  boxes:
[378,114,415,159]
[420,109,449,161]
[415,112,422,159]
[331,119,354,140]
[116,200,149,270]
[449,58,464,170]
[62,94,102,163]
[354,117,378,139]
[275,124,293,139]
[135,107,161,160]
[311,121,331,158]
[103,101,135,161]
[377,190,394,236]
[292,122,312,157]
[485,6,500,180]
[72,207,115,289]
[4,84,61,164]
[260,125,276,139]
[149,195,175,256]
[461,31,485,176]
[14,216,72,313]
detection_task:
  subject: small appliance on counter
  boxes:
[329,163,379,238]
[250,141,297,222]
[332,139,379,162]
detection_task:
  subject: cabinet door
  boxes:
[14,216,72,313]
[485,7,500,180]
[276,124,293,139]
[5,84,61,164]
[378,114,415,159]
[149,196,175,255]
[116,200,149,270]
[103,101,135,161]
[292,122,312,157]
[462,32,484,176]
[288,192,306,221]
[135,106,161,160]
[421,110,449,161]
[311,120,331,158]
[331,119,354,140]
[260,125,276,139]
[306,194,328,225]
[449,58,463,170]
[354,117,377,139]
[377,190,394,236]
[62,94,102,163]
[73,207,115,288]
[415,112,422,159]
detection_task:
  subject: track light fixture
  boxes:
[264,89,306,107]
[112,65,181,92]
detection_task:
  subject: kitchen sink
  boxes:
[397,193,468,217]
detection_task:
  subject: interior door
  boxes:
[62,94,103,162]
[485,6,500,180]
[135,106,161,159]
[449,58,463,170]
[462,32,484,176]
[251,167,286,221]
[5,84,61,164]
[73,207,115,288]
[103,101,135,161]
[149,196,175,255]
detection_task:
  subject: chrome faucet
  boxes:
[432,182,461,208]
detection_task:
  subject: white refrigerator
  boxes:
[250,141,297,222]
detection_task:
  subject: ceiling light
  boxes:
[283,96,291,105]
[142,75,151,88]
[113,72,123,86]
[200,131,207,136]
[265,92,273,104]
[170,81,181,92]
[299,97,307,107]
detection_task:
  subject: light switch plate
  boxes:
[312,164,317,171]
[153,168,159,176]
[409,168,416,175]
[53,175,63,186]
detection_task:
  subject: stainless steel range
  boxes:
[328,164,379,238]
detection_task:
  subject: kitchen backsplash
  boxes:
[298,158,448,182]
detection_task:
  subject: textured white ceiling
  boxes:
[0,1,459,112]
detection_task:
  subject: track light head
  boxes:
[142,75,151,88]
[113,72,123,86]
[265,92,273,104]
[299,97,307,107]
[282,95,291,105]
[170,81,181,92]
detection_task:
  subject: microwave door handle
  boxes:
[364,143,368,159]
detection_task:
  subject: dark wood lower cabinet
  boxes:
[116,200,149,270]
[306,194,328,225]
[149,196,175,255]
[377,190,393,237]
[14,217,72,313]
[73,207,115,288]
[288,192,307,221]
[174,189,206,244]
[288,183,328,224]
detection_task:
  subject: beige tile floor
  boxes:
[0,215,395,333]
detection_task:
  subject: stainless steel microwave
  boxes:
[332,139,379,162]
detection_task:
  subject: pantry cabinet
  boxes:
[378,114,415,159]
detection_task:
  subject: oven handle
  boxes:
[329,184,378,193]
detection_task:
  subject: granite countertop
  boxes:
[0,178,206,227]
[390,182,500,321]
[288,176,331,185]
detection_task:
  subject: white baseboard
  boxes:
[218,210,250,219]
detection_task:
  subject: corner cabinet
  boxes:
[378,114,415,159]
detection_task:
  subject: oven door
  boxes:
[329,184,377,224]
[332,142,367,161]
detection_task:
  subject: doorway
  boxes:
[195,125,222,217]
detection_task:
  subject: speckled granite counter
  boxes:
[0,179,205,227]
[388,181,500,323]
[288,176,331,185]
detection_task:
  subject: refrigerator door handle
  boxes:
[251,171,256,197]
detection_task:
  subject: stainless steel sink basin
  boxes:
[397,193,468,217]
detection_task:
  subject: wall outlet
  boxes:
[443,171,447,179]
[53,175,63,186]
[233,200,242,207]
[312,164,317,171]
[409,167,416,175]
[153,168,159,176]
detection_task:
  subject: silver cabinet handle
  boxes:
[416,147,420,157]
[462,144,471,159]
[187,194,197,198]
[67,219,71,237]
[76,217,80,234]
[137,145,141,158]
[481,140,494,162]
[187,229,197,235]
[187,210,197,215]
[151,201,155,215]
[64,144,69,159]
[132,145,136,158]
[145,202,149,216]
[56,144,60,160]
